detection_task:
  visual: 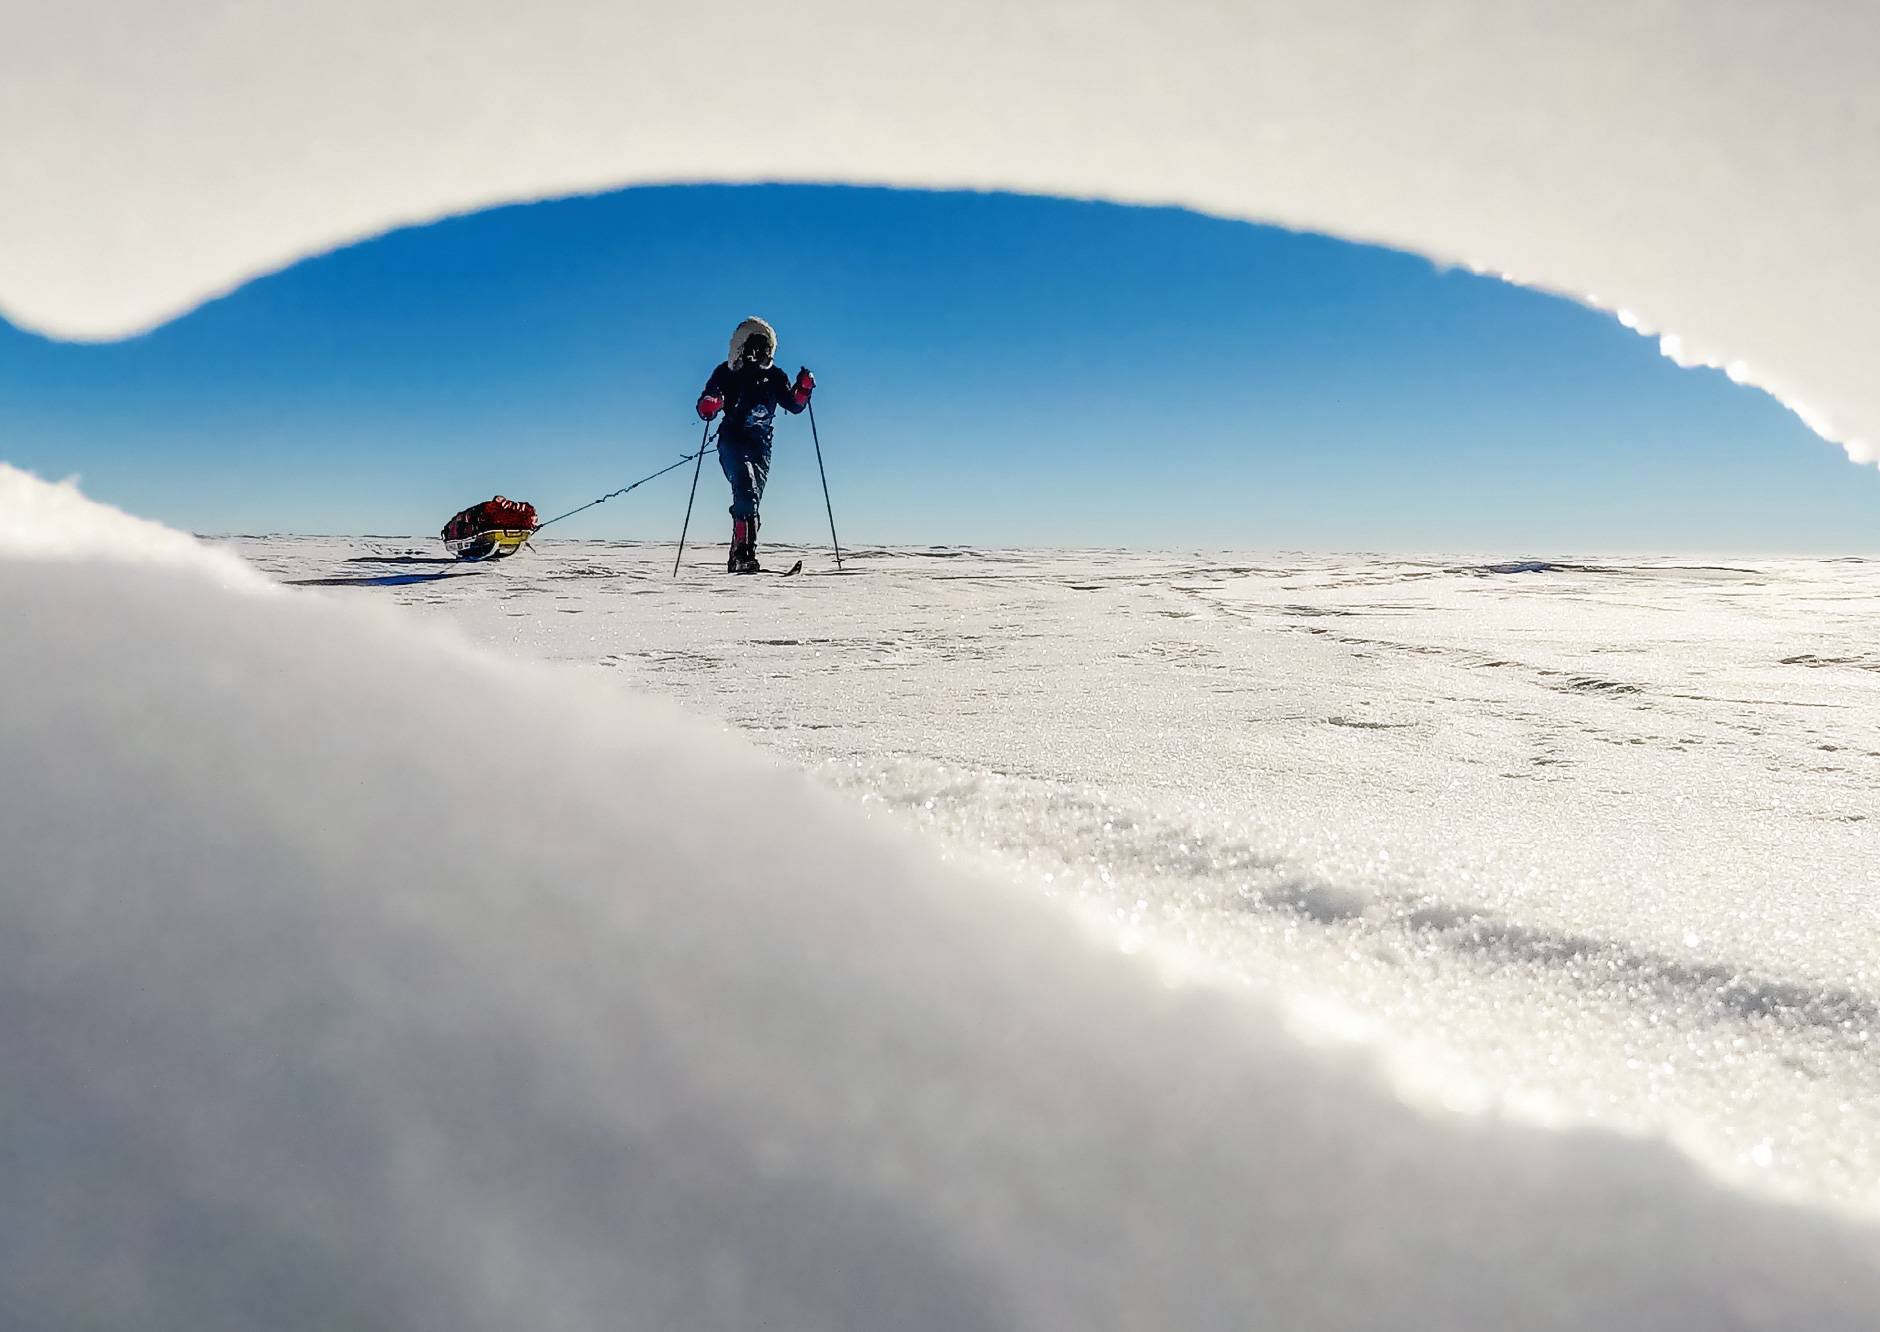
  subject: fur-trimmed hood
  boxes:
[729,316,776,370]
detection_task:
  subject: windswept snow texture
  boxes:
[250,536,1880,1214]
[7,466,1880,1331]
[5,2,1880,464]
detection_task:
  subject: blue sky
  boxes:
[1,184,1872,552]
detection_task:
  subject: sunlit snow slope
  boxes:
[8,472,1880,1329]
[250,534,1880,1211]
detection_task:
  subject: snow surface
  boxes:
[252,535,1880,1211]
[4,2,1880,466]
[7,463,1880,1329]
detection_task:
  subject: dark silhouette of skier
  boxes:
[695,317,815,573]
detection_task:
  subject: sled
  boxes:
[443,528,534,561]
[441,496,538,561]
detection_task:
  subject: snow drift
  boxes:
[5,467,1880,1328]
[4,1,1879,466]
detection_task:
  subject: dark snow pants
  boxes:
[719,433,771,523]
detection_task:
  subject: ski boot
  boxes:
[728,517,762,574]
[742,513,764,573]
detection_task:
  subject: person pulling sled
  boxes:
[695,316,815,573]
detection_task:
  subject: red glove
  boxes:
[792,367,814,406]
[696,394,723,421]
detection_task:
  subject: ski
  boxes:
[732,559,803,578]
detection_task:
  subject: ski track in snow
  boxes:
[245,535,1880,1211]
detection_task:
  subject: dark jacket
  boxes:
[700,361,806,447]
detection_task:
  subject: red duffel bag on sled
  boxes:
[441,496,537,561]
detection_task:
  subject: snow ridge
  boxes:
[5,475,1880,1329]
[4,1,1879,465]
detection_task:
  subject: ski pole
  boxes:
[672,420,714,577]
[807,399,843,571]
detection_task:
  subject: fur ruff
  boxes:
[729,316,777,369]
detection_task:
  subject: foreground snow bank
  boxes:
[4,468,1878,1329]
[0,466,264,585]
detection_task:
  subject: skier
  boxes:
[695,316,815,573]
